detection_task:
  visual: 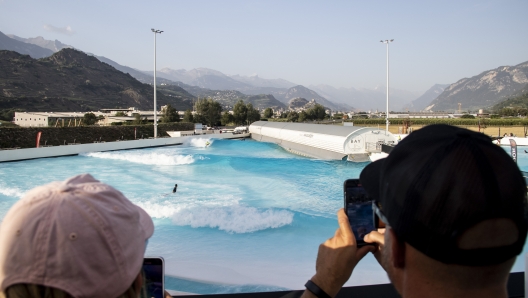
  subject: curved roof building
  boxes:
[249,121,396,162]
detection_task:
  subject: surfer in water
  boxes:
[172,184,178,193]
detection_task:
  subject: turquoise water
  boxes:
[0,139,526,294]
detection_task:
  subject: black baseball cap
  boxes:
[360,124,528,266]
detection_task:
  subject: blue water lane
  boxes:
[0,140,526,293]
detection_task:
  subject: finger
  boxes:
[337,208,354,242]
[355,245,374,261]
[364,231,384,245]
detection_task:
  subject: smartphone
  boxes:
[143,257,165,298]
[344,179,375,247]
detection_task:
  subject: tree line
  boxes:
[181,99,261,126]
[275,104,328,122]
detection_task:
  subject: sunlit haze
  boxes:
[1,0,527,94]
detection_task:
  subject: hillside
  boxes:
[427,61,528,111]
[0,49,193,112]
[492,84,528,110]
[0,31,53,59]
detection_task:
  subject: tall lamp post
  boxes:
[152,28,163,138]
[380,39,394,134]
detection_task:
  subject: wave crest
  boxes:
[171,206,293,233]
[137,200,293,233]
[83,152,195,165]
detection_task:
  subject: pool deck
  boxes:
[0,133,249,162]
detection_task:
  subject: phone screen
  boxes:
[344,179,374,246]
[143,257,164,298]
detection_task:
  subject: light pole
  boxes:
[380,39,394,134]
[152,28,163,138]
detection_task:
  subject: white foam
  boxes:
[82,151,195,166]
[136,197,293,234]
[0,185,26,198]
[170,205,293,233]
[186,138,213,148]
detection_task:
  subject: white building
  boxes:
[249,121,396,162]
[14,112,99,127]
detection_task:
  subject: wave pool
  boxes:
[0,138,526,294]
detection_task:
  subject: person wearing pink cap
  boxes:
[0,174,158,298]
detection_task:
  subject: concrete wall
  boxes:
[0,133,249,162]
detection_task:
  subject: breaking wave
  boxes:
[83,151,195,165]
[137,200,293,233]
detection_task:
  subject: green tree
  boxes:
[246,103,261,124]
[287,111,299,122]
[221,112,235,126]
[133,113,145,125]
[263,107,274,118]
[161,104,179,123]
[307,104,327,120]
[233,100,248,124]
[298,111,308,122]
[196,98,222,127]
[82,112,97,125]
[183,109,194,122]
[115,111,126,116]
[460,114,475,119]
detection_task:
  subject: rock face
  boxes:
[0,31,53,59]
[0,48,193,112]
[427,61,528,111]
[288,97,309,109]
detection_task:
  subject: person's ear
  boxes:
[389,228,406,268]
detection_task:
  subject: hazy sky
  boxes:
[1,0,527,94]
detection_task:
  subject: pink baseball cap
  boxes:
[0,174,154,298]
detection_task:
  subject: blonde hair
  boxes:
[1,281,147,298]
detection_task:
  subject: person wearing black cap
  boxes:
[302,124,527,298]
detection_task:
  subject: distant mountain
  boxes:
[154,67,252,90]
[282,85,348,111]
[91,55,177,85]
[309,84,415,112]
[427,61,528,112]
[229,74,296,89]
[152,68,347,110]
[405,84,450,111]
[162,86,286,110]
[7,34,73,52]
[0,31,53,59]
[0,49,193,112]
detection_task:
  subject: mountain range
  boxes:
[0,31,53,59]
[2,31,528,113]
[427,61,528,112]
[0,49,193,112]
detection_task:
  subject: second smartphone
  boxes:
[343,179,375,247]
[143,257,165,298]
